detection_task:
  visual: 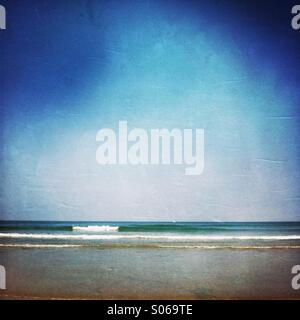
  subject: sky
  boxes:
[0,0,300,221]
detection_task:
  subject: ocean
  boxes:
[1,221,300,299]
[0,221,300,249]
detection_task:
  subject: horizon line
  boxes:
[0,219,299,223]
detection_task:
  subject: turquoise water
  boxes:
[0,221,300,249]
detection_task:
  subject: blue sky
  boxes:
[1,0,300,221]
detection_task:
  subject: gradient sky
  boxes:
[1,0,300,221]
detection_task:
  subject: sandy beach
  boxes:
[1,247,299,300]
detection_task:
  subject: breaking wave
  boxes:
[72,225,119,232]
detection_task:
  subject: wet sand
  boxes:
[0,248,300,299]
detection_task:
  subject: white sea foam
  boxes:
[1,233,300,241]
[72,225,119,232]
[0,243,300,250]
[159,245,300,249]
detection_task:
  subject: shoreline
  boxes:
[1,244,300,250]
